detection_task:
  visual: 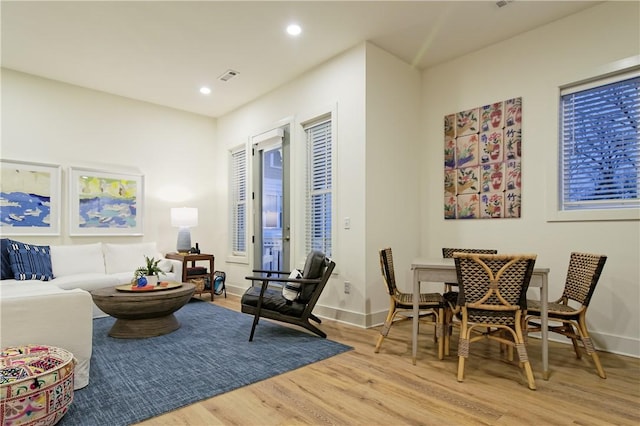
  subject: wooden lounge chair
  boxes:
[241,251,335,341]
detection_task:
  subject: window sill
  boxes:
[226,255,249,265]
[546,208,640,222]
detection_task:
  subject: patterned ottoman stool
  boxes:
[0,345,74,426]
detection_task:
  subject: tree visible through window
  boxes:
[560,73,639,210]
[305,118,332,256]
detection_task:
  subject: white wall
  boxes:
[216,44,369,323]
[1,69,218,256]
[364,44,422,325]
[420,1,640,356]
[216,42,423,327]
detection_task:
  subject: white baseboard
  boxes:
[545,330,640,359]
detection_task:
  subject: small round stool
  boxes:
[0,345,75,426]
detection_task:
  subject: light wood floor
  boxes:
[138,294,640,425]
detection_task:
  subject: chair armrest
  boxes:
[245,276,321,285]
[251,269,291,276]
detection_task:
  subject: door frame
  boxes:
[251,124,291,271]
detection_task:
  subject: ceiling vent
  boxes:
[218,69,239,82]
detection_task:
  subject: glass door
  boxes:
[252,126,290,271]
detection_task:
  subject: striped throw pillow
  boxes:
[8,241,54,281]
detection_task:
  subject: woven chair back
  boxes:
[562,252,607,307]
[442,248,498,291]
[379,248,397,296]
[454,253,536,325]
[442,248,497,258]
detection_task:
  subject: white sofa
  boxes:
[0,241,183,390]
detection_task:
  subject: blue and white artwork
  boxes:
[0,160,60,235]
[69,167,143,236]
[75,175,137,229]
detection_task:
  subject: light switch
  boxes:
[344,217,351,229]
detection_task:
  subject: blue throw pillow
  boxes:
[1,238,13,280]
[7,241,54,281]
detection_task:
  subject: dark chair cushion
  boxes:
[302,251,326,278]
[299,251,326,302]
[241,286,306,318]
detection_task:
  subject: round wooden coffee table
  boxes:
[90,282,195,338]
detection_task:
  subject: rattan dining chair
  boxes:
[442,248,497,355]
[526,252,607,378]
[454,252,537,390]
[375,247,446,360]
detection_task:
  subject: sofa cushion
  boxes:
[0,280,66,297]
[157,258,173,273]
[51,274,119,292]
[50,243,105,277]
[7,241,54,281]
[1,238,13,280]
[103,242,159,275]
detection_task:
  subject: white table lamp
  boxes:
[171,207,198,252]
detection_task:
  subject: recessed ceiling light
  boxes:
[286,24,302,36]
[199,87,211,95]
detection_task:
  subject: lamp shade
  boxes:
[171,207,198,228]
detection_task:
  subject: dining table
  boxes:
[411,257,551,380]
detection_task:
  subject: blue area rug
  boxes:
[60,299,352,425]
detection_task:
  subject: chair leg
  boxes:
[249,280,268,342]
[436,307,444,360]
[457,339,468,382]
[374,306,397,353]
[577,315,606,379]
[249,315,259,342]
[302,320,327,338]
[457,315,470,382]
[514,321,536,390]
[444,309,452,356]
[561,321,582,359]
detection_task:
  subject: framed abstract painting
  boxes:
[0,159,62,235]
[69,167,144,236]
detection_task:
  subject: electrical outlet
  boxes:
[344,281,351,294]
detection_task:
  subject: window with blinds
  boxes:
[230,148,247,255]
[560,73,639,211]
[305,118,332,256]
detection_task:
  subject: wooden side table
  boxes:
[166,253,215,301]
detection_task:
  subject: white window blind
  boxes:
[305,118,332,256]
[230,148,247,255]
[560,74,639,210]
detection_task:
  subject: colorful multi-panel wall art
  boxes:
[444,97,522,219]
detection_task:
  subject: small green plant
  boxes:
[134,256,166,278]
